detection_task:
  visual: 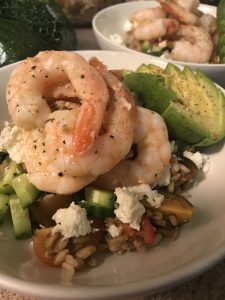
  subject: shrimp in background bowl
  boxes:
[124,0,218,63]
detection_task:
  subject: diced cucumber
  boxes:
[11,174,40,208]
[9,195,32,239]
[0,194,9,224]
[80,201,115,219]
[0,157,23,193]
[85,186,116,209]
[73,188,85,202]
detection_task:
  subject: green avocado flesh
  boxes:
[124,63,225,146]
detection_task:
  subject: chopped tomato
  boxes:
[123,215,155,244]
[140,215,155,244]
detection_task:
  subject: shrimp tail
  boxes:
[73,102,97,155]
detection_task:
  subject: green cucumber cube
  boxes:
[9,195,32,239]
[0,194,9,224]
[85,186,115,209]
[11,174,40,208]
[0,158,23,194]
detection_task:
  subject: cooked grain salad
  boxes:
[1,50,223,282]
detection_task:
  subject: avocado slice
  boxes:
[137,63,164,75]
[124,63,225,146]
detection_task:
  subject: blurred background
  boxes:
[0,0,221,67]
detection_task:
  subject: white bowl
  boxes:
[1,50,225,300]
[92,1,225,88]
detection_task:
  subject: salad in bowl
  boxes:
[0,50,225,299]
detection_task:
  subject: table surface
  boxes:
[1,27,225,300]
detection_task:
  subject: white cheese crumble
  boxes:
[127,184,164,208]
[0,122,25,163]
[108,224,123,238]
[183,150,210,173]
[114,184,164,230]
[109,33,124,45]
[155,163,171,187]
[52,202,91,239]
[109,21,133,45]
[124,20,133,32]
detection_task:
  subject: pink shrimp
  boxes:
[157,0,200,25]
[133,18,180,41]
[6,51,109,155]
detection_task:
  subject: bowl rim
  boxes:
[92,0,225,68]
[1,50,225,300]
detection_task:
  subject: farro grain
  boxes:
[73,236,91,245]
[73,257,85,270]
[133,239,145,251]
[179,163,191,174]
[152,233,163,245]
[53,249,69,266]
[54,238,69,252]
[171,173,181,182]
[168,215,178,226]
[171,227,179,241]
[76,245,96,259]
[157,227,173,237]
[171,160,180,174]
[106,235,128,252]
[45,232,61,251]
[151,212,163,221]
[151,219,167,227]
[167,181,175,193]
[87,256,97,267]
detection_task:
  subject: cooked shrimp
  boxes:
[23,128,96,194]
[35,69,136,178]
[170,0,200,12]
[133,18,179,41]
[6,51,109,154]
[130,7,167,24]
[170,25,213,63]
[157,0,200,25]
[200,14,217,34]
[94,107,171,190]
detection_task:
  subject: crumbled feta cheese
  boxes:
[183,150,210,173]
[127,184,164,208]
[52,202,91,239]
[155,163,171,187]
[108,224,123,238]
[114,184,164,230]
[0,122,26,163]
[124,20,133,31]
[114,186,145,230]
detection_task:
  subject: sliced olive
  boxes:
[30,194,74,227]
[176,157,199,186]
[154,192,194,225]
